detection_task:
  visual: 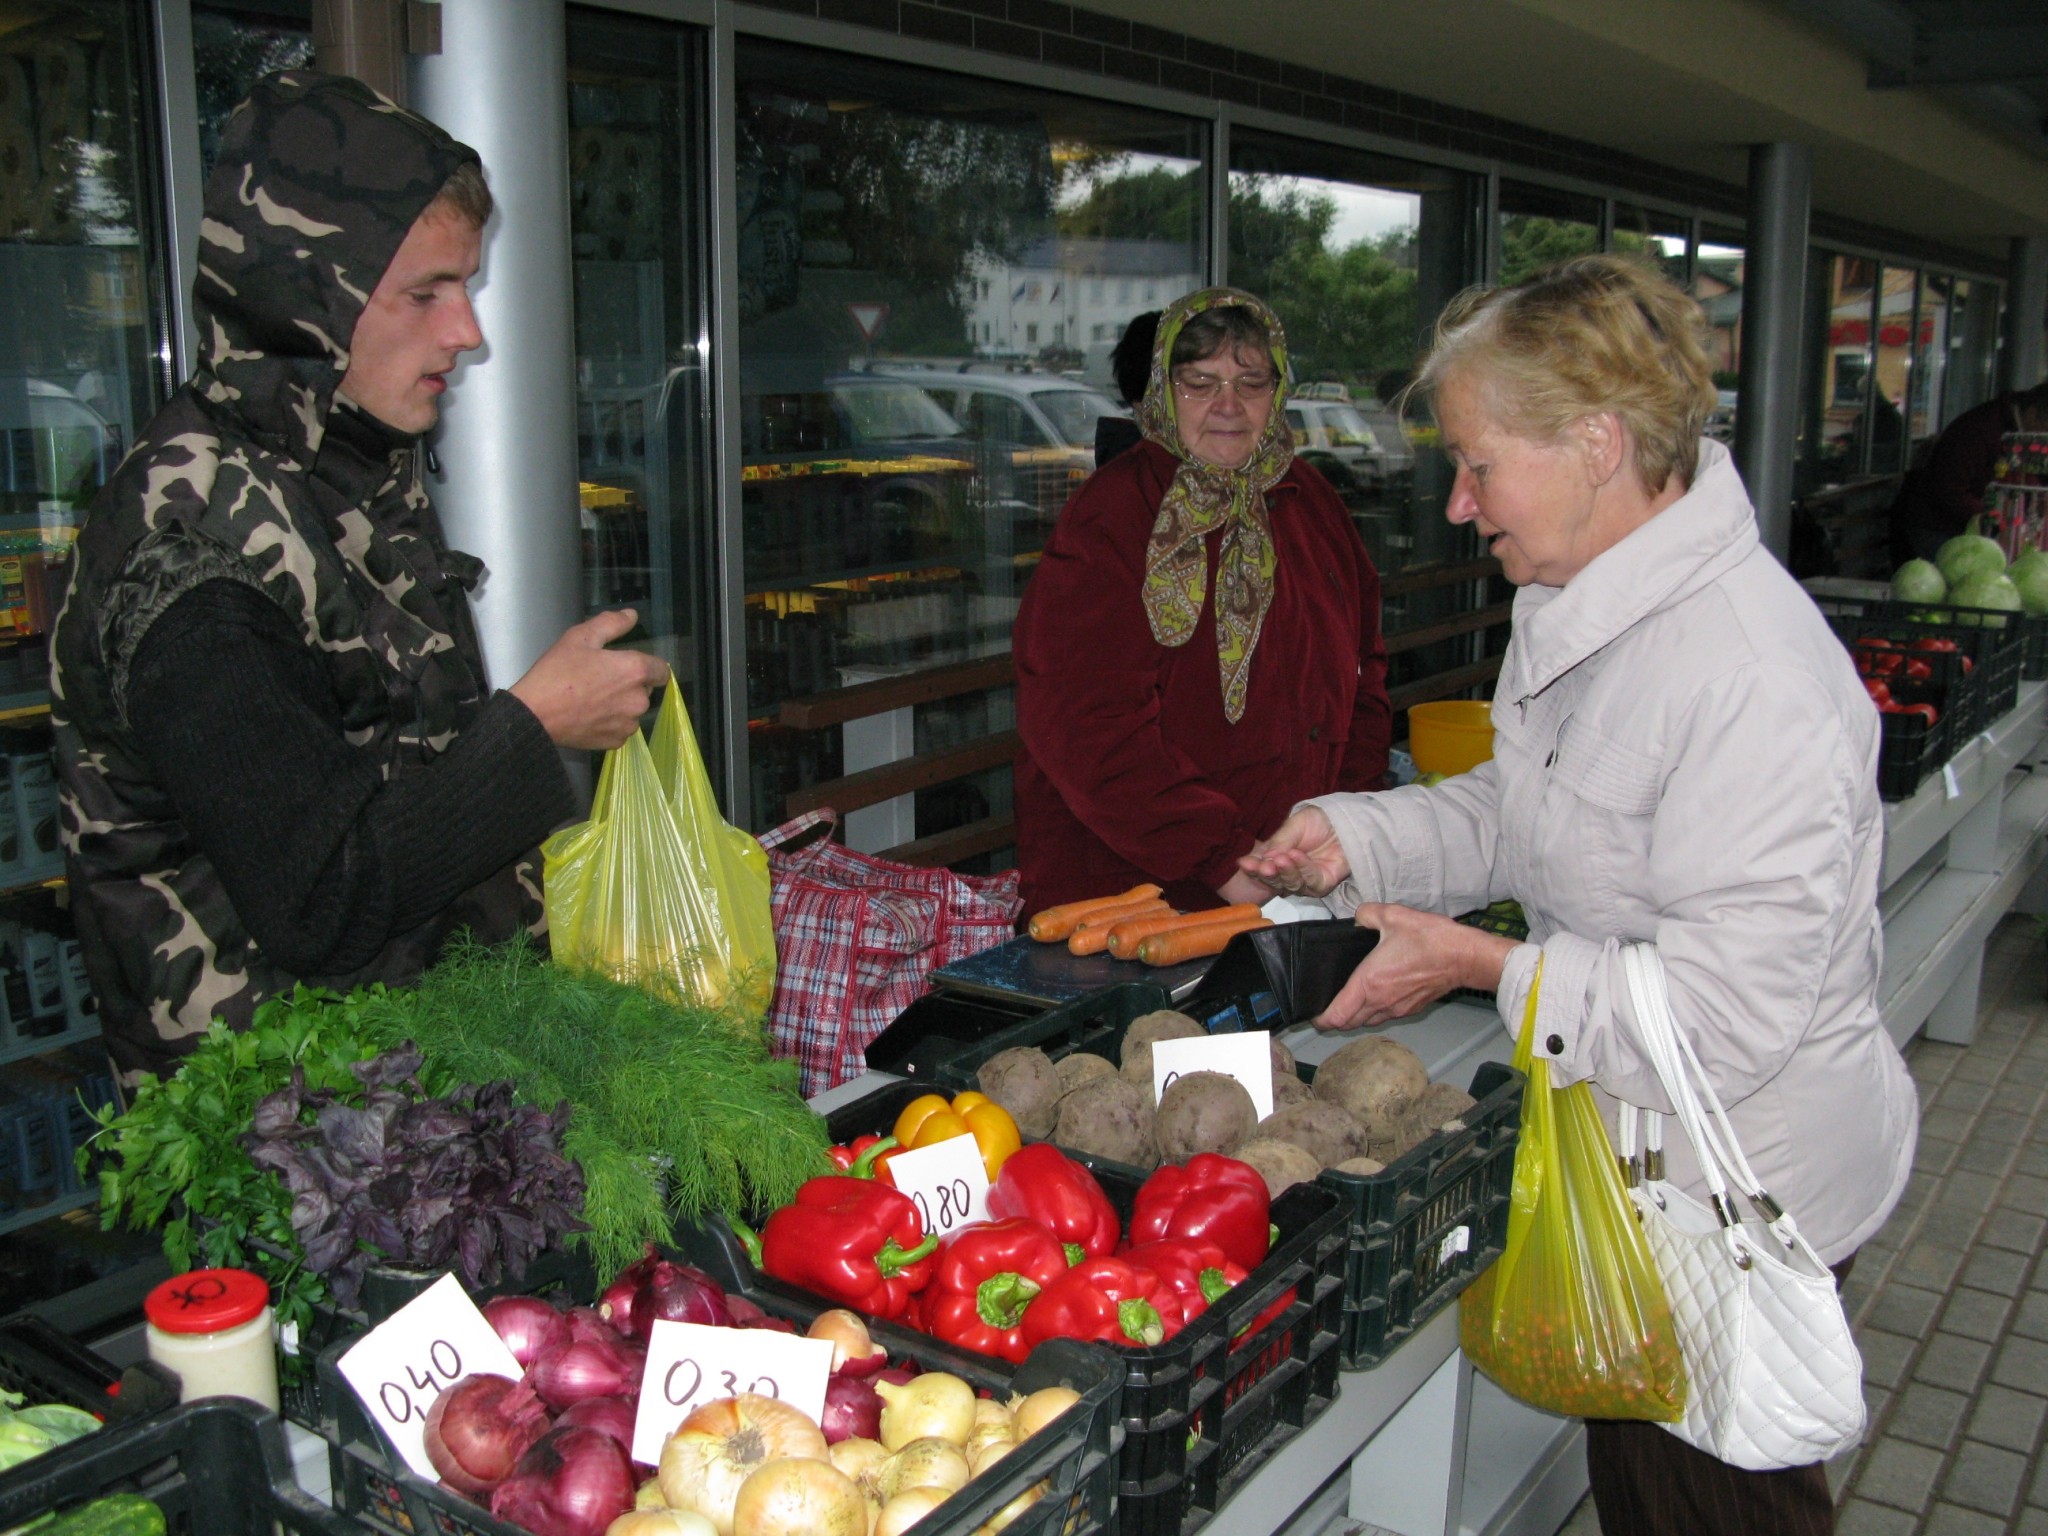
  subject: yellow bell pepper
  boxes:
[889,1090,1022,1181]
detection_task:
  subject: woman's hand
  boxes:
[1238,807,1348,896]
[1315,903,1519,1031]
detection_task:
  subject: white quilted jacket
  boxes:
[1310,440,1917,1264]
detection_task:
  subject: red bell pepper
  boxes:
[1128,1153,1271,1271]
[826,1134,901,1182]
[1124,1237,1293,1340]
[923,1217,1070,1364]
[752,1176,939,1318]
[1021,1256,1182,1349]
[987,1143,1120,1260]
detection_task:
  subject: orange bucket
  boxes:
[1407,701,1495,776]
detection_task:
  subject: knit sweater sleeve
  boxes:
[125,578,576,975]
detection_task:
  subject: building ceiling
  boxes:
[1077,0,2048,265]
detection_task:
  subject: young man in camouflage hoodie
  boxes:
[52,72,667,1079]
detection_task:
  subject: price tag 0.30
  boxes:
[632,1321,834,1466]
[336,1272,523,1480]
[886,1132,990,1241]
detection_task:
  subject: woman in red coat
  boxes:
[1012,287,1392,918]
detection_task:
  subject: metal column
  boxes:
[2003,236,2048,392]
[1734,141,1811,565]
[408,2,582,698]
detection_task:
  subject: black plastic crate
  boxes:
[762,1077,1347,1536]
[878,980,1175,1086]
[1833,616,1992,737]
[0,1313,178,1425]
[0,1397,359,1536]
[322,1271,1121,1536]
[1813,594,2032,707]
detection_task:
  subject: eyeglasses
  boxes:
[1172,370,1278,403]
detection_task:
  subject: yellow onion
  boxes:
[967,1438,1014,1478]
[635,1477,672,1511]
[874,1486,950,1536]
[878,1438,971,1500]
[970,1480,1048,1536]
[875,1373,976,1449]
[658,1395,830,1536]
[1009,1387,1079,1440]
[806,1309,889,1375]
[970,1400,1014,1434]
[609,1510,719,1536]
[731,1457,868,1536]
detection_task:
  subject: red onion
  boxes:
[820,1373,883,1444]
[554,1394,652,1475]
[488,1425,635,1536]
[597,1246,661,1337]
[601,1248,733,1342]
[483,1295,571,1370]
[562,1306,618,1346]
[725,1294,797,1334]
[421,1373,550,1496]
[529,1332,643,1410]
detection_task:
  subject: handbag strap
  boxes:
[1620,944,1824,1264]
[759,808,837,853]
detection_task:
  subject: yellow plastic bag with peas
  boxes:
[1458,960,1687,1421]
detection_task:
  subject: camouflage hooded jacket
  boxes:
[52,73,544,1075]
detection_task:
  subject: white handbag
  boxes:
[1615,944,1866,1471]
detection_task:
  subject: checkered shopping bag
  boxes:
[761,809,1022,1095]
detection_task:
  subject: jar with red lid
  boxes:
[143,1267,280,1412]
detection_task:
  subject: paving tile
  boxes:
[1894,1239,1970,1292]
[1859,1328,1922,1393]
[2007,1173,2048,1216]
[2030,1450,2048,1507]
[2015,1508,2048,1535]
[2014,1290,2048,1340]
[1981,1206,2047,1255]
[1945,1168,2006,1212]
[1886,1381,1971,1449]
[2016,1138,2048,1176]
[1916,1136,1962,1175]
[1917,1332,1994,1394]
[2005,1057,2048,1089]
[1865,1283,1945,1340]
[1940,1078,1996,1115]
[1965,1383,2046,1453]
[1853,1434,1946,1512]
[1946,1282,2017,1340]
[1994,1334,2048,1395]
[1923,1105,1977,1143]
[1948,1050,1999,1084]
[1963,1247,2032,1295]
[1922,1504,2010,1536]
[1836,1498,1920,1535]
[1978,1109,2036,1144]
[1921,1203,1987,1248]
[1958,1136,2020,1175]
[1945,1438,2028,1516]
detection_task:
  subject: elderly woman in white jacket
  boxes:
[1244,254,1916,1536]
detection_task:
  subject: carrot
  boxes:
[1137,914,1273,966]
[1067,899,1172,955]
[1106,904,1263,961]
[1028,883,1165,942]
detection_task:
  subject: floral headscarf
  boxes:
[1134,287,1294,722]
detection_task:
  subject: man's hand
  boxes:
[1238,806,1348,897]
[1314,903,1517,1031]
[509,608,671,750]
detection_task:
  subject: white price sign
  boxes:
[887,1133,990,1240]
[632,1322,833,1466]
[336,1273,523,1480]
[1152,1030,1275,1118]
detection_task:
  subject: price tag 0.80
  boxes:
[886,1132,990,1242]
[336,1272,522,1480]
[1152,1029,1275,1118]
[633,1321,834,1466]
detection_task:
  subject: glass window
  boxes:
[192,3,313,180]
[734,40,1205,853]
[1911,272,1950,450]
[1497,181,1600,286]
[1867,264,1915,476]
[1613,203,1690,287]
[1820,254,1878,480]
[1695,225,1744,445]
[567,11,722,789]
[1229,128,1487,704]
[0,1,171,618]
[1945,278,2000,427]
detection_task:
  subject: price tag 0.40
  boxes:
[336,1272,522,1480]
[633,1321,834,1466]
[886,1132,990,1242]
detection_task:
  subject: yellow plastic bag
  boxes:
[542,678,775,1016]
[1459,960,1687,1421]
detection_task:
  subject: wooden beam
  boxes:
[784,730,1021,818]
[880,816,1019,869]
[1382,557,1501,598]
[1385,602,1515,656]
[780,655,1016,730]
[1389,656,1503,713]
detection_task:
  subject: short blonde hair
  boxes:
[435,160,493,228]
[1416,253,1716,493]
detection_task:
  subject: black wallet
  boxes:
[1178,918,1378,1033]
